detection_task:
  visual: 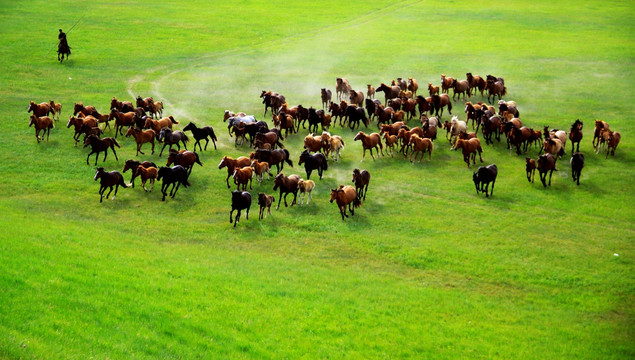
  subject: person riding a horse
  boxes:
[58,29,71,62]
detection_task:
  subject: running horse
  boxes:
[83,135,120,165]
[273,172,300,209]
[94,167,129,203]
[125,127,156,156]
[219,155,251,188]
[183,122,217,151]
[353,131,384,161]
[352,168,370,201]
[330,185,360,221]
[158,128,189,156]
[569,119,583,153]
[157,165,190,201]
[298,150,328,180]
[29,114,54,143]
[473,164,498,197]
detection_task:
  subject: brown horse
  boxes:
[273,113,296,138]
[366,84,375,99]
[133,165,158,192]
[440,74,454,94]
[126,127,156,156]
[167,149,202,174]
[401,98,417,120]
[123,159,157,188]
[144,116,178,133]
[298,179,315,205]
[452,79,471,101]
[68,115,98,145]
[232,166,253,190]
[73,103,100,117]
[258,193,275,219]
[354,131,383,161]
[158,128,188,156]
[464,102,482,129]
[49,101,62,121]
[304,134,326,153]
[29,115,54,143]
[525,157,536,183]
[136,96,153,112]
[110,97,134,113]
[593,120,610,151]
[147,99,164,119]
[352,168,371,201]
[454,138,484,167]
[432,94,453,117]
[94,167,129,202]
[466,73,486,96]
[537,153,557,187]
[109,110,136,137]
[375,105,395,127]
[273,172,300,209]
[255,131,284,150]
[605,130,621,158]
[28,101,52,117]
[336,78,352,101]
[409,134,434,163]
[379,121,405,137]
[83,135,120,165]
[252,149,293,174]
[251,160,272,184]
[384,133,399,156]
[569,119,583,153]
[219,156,251,188]
[349,90,365,107]
[376,83,401,105]
[487,80,507,103]
[498,100,519,117]
[415,95,435,117]
[407,78,419,96]
[428,83,439,97]
[398,126,424,155]
[330,185,360,221]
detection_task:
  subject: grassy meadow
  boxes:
[0,0,633,358]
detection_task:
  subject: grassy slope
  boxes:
[0,0,633,358]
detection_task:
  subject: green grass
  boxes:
[1,0,634,358]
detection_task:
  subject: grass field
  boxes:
[1,0,634,358]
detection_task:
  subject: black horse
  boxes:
[94,167,128,203]
[158,128,188,156]
[473,163,498,197]
[83,135,120,165]
[243,121,269,146]
[298,150,328,180]
[183,122,218,151]
[570,152,585,186]
[157,165,190,201]
[57,29,71,63]
[345,105,369,130]
[307,107,323,134]
[352,168,371,201]
[253,149,293,174]
[230,190,251,228]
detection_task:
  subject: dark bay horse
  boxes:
[473,164,498,197]
[157,165,190,201]
[537,153,557,187]
[273,173,300,209]
[167,149,203,175]
[183,122,217,151]
[230,190,251,227]
[376,83,401,105]
[253,149,293,174]
[569,119,583,153]
[298,150,328,180]
[570,152,584,186]
[83,135,120,165]
[94,167,129,203]
[352,168,370,201]
[432,94,452,117]
[158,128,188,156]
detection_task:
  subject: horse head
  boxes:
[94,167,105,181]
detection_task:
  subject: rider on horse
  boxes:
[58,29,71,62]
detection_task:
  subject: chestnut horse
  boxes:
[251,160,273,184]
[466,73,486,96]
[330,185,360,221]
[349,90,365,107]
[123,159,157,188]
[110,97,134,113]
[440,74,454,94]
[452,79,471,101]
[28,101,52,117]
[133,165,158,192]
[219,156,251,188]
[232,166,253,190]
[525,158,536,183]
[428,83,439,97]
[144,115,179,133]
[408,134,434,163]
[125,127,156,156]
[454,138,484,167]
[29,115,54,143]
[592,120,610,151]
[407,78,419,96]
[605,130,621,158]
[94,167,129,203]
[432,94,452,117]
[353,131,384,160]
[109,110,136,137]
[487,80,507,103]
[367,84,375,99]
[73,103,100,117]
[336,78,352,101]
[68,115,98,145]
[376,83,401,105]
[321,88,332,109]
[273,173,300,209]
[49,101,62,121]
[83,135,120,165]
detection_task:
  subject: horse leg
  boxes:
[291,191,298,207]
[105,185,114,200]
[339,206,347,220]
[548,169,554,186]
[245,205,250,220]
[86,151,94,165]
[137,144,144,156]
[99,186,106,203]
[277,190,283,209]
[230,208,235,224]
[159,143,167,157]
[112,184,120,200]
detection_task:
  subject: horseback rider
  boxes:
[57,29,71,62]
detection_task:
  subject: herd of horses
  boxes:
[27,73,622,224]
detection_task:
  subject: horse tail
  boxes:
[113,138,121,148]
[502,86,507,96]
[447,100,453,114]
[182,172,191,187]
[170,116,179,124]
[183,133,189,142]
[119,175,130,188]
[353,196,361,208]
[323,157,329,171]
[284,149,293,167]
[194,152,203,166]
[210,128,217,141]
